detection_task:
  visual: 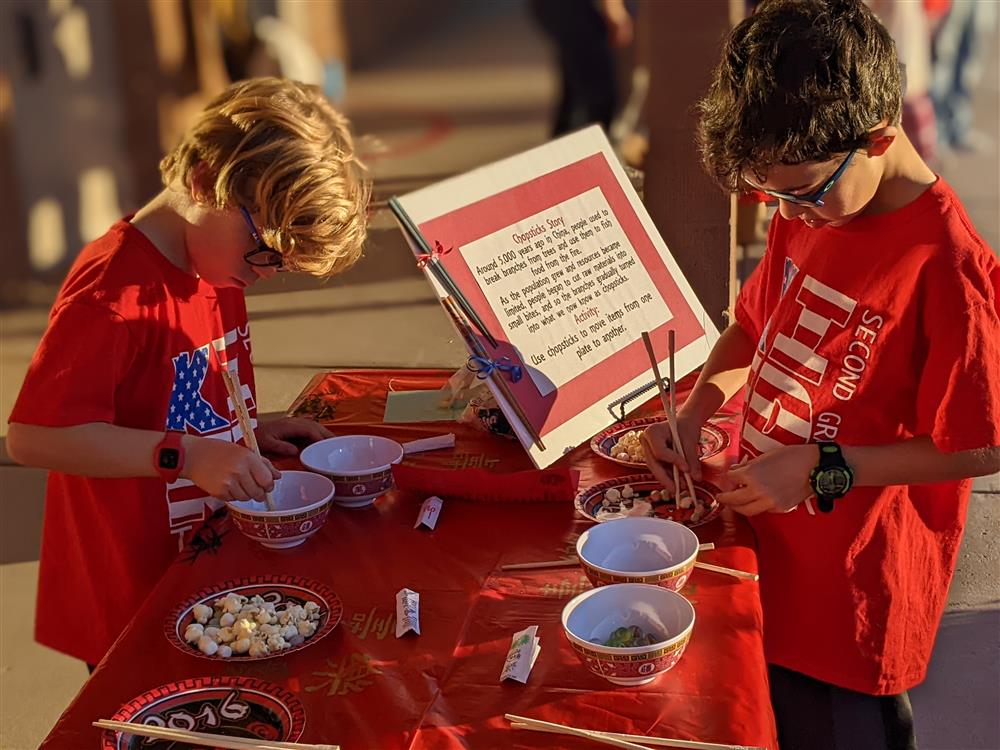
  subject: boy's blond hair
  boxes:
[160,77,370,277]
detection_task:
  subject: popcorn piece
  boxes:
[247,640,270,658]
[197,635,219,656]
[297,620,318,638]
[219,612,235,628]
[217,645,233,658]
[192,604,213,624]
[184,623,204,643]
[231,638,251,654]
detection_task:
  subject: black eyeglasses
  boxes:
[745,149,857,207]
[238,206,284,269]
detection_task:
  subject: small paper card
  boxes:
[396,588,420,638]
[500,625,541,684]
[414,495,443,530]
[393,464,579,503]
[384,390,466,423]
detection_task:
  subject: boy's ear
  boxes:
[864,125,897,158]
[189,163,217,205]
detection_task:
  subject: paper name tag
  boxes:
[500,625,541,684]
[414,495,443,530]
[396,588,420,638]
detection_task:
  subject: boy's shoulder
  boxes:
[55,219,190,314]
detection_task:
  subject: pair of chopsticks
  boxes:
[220,368,276,511]
[505,714,766,750]
[640,331,697,507]
[93,720,338,750]
[501,543,718,570]
[500,544,757,582]
[441,296,545,451]
[387,196,498,349]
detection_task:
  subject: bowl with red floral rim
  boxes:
[101,675,305,749]
[576,516,700,592]
[575,473,722,527]
[164,575,343,661]
[300,435,404,508]
[590,416,730,469]
[226,470,335,549]
[561,582,696,686]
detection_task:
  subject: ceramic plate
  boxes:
[101,676,305,749]
[590,417,730,469]
[575,473,722,527]
[164,575,342,661]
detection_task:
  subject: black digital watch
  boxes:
[809,442,854,512]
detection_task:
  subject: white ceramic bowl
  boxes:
[577,517,699,591]
[299,435,404,508]
[226,471,334,549]
[562,582,695,686]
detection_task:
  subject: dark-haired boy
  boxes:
[642,1,1000,747]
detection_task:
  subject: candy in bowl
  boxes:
[576,516,699,591]
[227,471,334,549]
[561,582,695,686]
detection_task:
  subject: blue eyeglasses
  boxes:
[747,149,857,207]
[238,206,284,269]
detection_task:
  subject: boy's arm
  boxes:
[642,322,756,487]
[718,438,1000,516]
[5,422,279,501]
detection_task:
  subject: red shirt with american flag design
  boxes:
[10,219,256,665]
[734,178,1000,695]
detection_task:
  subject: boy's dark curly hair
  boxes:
[696,0,902,191]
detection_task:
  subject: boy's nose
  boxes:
[252,265,279,281]
[777,199,810,221]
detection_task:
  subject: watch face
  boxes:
[816,467,850,496]
[158,448,180,470]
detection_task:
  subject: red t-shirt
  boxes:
[734,178,1000,695]
[10,219,257,665]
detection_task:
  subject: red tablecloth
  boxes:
[41,369,776,750]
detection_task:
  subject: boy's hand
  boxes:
[641,413,704,492]
[717,444,819,516]
[256,417,333,457]
[182,437,280,501]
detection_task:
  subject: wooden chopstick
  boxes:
[506,714,649,750]
[221,368,276,511]
[668,330,699,505]
[501,558,577,571]
[640,332,697,505]
[506,714,766,750]
[441,296,545,450]
[694,561,759,582]
[93,720,339,750]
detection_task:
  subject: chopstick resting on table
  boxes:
[221,368,276,511]
[505,713,766,750]
[640,331,698,506]
[502,544,717,571]
[93,720,339,750]
[694,561,759,582]
[388,196,498,348]
[441,296,545,451]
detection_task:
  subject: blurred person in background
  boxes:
[530,0,636,136]
[931,0,997,154]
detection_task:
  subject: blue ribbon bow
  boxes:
[467,355,523,383]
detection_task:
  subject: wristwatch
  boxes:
[153,430,186,483]
[809,442,854,512]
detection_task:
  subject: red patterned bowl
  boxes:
[576,517,699,592]
[562,583,695,686]
[300,435,404,508]
[227,471,334,549]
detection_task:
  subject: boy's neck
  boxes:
[863,130,937,217]
[129,189,195,275]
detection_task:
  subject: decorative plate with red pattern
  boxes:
[590,416,730,469]
[101,676,305,749]
[575,473,722,527]
[164,575,342,661]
